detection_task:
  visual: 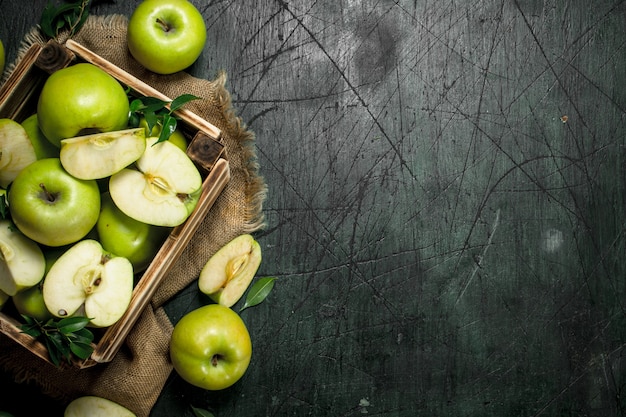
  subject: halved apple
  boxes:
[60,128,146,180]
[108,136,202,227]
[198,234,262,307]
[0,219,46,296]
[0,118,37,188]
[42,239,134,328]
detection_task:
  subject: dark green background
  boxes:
[1,1,625,416]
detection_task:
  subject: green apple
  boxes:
[0,219,46,296]
[60,128,146,180]
[170,304,252,390]
[37,63,130,147]
[8,158,101,247]
[42,239,134,328]
[199,234,262,307]
[0,118,37,188]
[108,136,202,227]
[12,280,53,322]
[139,117,187,152]
[64,396,136,417]
[127,0,207,74]
[21,114,60,159]
[97,192,170,272]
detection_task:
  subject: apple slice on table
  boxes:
[42,239,134,328]
[109,136,202,227]
[60,128,146,180]
[0,118,37,188]
[0,219,46,296]
[199,234,262,307]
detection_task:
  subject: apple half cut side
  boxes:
[0,118,37,188]
[0,219,46,296]
[108,137,203,227]
[42,239,134,328]
[60,128,147,180]
[199,234,262,307]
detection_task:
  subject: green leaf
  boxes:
[39,0,92,39]
[69,340,94,360]
[191,406,215,417]
[155,114,177,145]
[240,277,276,312]
[170,94,201,112]
[57,316,91,334]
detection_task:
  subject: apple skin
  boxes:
[37,63,130,147]
[97,192,170,272]
[127,0,207,74]
[8,158,101,247]
[64,396,136,417]
[170,304,252,390]
[12,281,53,322]
[21,114,59,159]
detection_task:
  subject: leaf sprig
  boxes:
[240,277,276,312]
[40,0,92,39]
[19,315,95,367]
[127,93,201,145]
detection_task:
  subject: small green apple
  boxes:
[97,192,170,272]
[127,0,207,74]
[199,234,262,307]
[0,118,37,188]
[12,280,53,322]
[42,239,134,328]
[8,158,101,247]
[37,63,130,147]
[108,136,202,227]
[64,396,136,417]
[60,128,146,180]
[170,304,252,390]
[21,114,60,159]
[0,219,46,296]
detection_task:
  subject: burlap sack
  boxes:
[0,15,266,417]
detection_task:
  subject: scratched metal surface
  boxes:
[2,1,626,416]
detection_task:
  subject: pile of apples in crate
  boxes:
[0,0,270,413]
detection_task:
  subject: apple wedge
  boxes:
[60,128,146,180]
[0,118,37,188]
[0,219,46,296]
[198,234,262,307]
[42,239,134,328]
[65,396,136,417]
[108,136,202,227]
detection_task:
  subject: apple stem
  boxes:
[39,183,57,203]
[156,17,172,33]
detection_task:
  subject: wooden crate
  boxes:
[0,39,230,368]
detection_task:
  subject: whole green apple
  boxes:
[37,63,130,147]
[8,158,101,247]
[12,281,53,322]
[127,0,207,74]
[170,304,252,390]
[97,192,170,272]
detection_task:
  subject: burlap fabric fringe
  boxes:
[0,14,267,417]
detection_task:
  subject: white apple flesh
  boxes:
[108,136,202,227]
[199,234,262,307]
[43,239,134,328]
[0,118,37,188]
[60,128,146,180]
[65,396,136,417]
[0,219,46,296]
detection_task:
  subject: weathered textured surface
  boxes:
[1,1,625,416]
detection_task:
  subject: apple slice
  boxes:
[42,239,134,328]
[0,118,37,188]
[65,396,136,417]
[198,234,262,307]
[108,136,202,227]
[0,219,46,296]
[60,127,146,180]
